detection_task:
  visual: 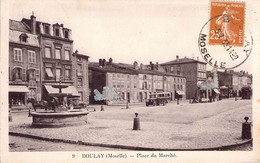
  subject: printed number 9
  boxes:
[72,154,75,158]
[210,30,220,40]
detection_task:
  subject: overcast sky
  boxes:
[9,0,253,73]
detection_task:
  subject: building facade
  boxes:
[89,60,186,105]
[9,14,90,109]
[88,59,139,104]
[72,50,90,104]
[161,56,206,99]
[9,19,41,109]
[20,14,84,103]
[207,70,253,97]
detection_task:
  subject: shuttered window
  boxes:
[14,48,22,62]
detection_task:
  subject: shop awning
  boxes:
[213,89,220,94]
[9,85,29,92]
[45,68,54,77]
[44,85,80,97]
[176,91,185,95]
[44,85,59,94]
[63,86,80,97]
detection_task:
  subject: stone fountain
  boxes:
[30,77,89,128]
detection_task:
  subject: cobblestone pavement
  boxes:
[9,99,252,151]
[9,136,128,151]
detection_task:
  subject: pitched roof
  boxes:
[89,62,139,75]
[9,19,31,33]
[161,57,207,65]
[9,19,40,47]
[208,70,252,78]
[114,63,185,78]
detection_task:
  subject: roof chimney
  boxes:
[133,61,138,69]
[176,55,179,62]
[99,59,102,67]
[30,12,36,34]
[140,63,143,70]
[102,59,106,67]
[150,61,154,70]
[109,57,112,65]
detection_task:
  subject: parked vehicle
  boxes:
[146,92,171,106]
[241,87,252,99]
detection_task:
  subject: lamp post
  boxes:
[58,76,63,105]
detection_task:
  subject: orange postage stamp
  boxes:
[209,1,245,46]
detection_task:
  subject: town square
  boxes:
[2,0,260,163]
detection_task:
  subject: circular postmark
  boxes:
[198,14,253,70]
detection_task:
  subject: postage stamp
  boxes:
[209,1,245,47]
[198,1,252,70]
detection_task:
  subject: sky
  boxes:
[8,0,253,73]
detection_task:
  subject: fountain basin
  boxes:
[31,110,89,128]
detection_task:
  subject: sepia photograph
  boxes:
[1,0,260,162]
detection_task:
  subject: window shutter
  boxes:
[36,69,40,81]
[22,68,26,81]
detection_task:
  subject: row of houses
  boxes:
[9,14,252,109]
[9,14,89,109]
[88,60,186,104]
[207,70,252,98]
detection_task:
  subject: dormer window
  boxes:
[44,25,50,34]
[19,33,28,43]
[64,30,69,39]
[55,28,60,37]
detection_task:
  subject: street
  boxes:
[9,136,128,152]
[9,98,252,151]
[9,135,252,151]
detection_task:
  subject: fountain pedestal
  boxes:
[31,110,89,127]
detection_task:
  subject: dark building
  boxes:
[161,56,207,99]
[72,50,90,104]
[207,70,253,97]
[9,19,41,110]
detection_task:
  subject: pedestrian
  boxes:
[26,98,34,112]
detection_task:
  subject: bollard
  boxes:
[133,113,140,130]
[242,117,252,139]
[101,105,104,111]
[235,96,237,101]
[94,108,96,112]
[177,99,179,105]
[9,109,12,122]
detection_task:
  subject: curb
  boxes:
[9,131,252,151]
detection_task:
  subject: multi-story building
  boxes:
[72,50,90,104]
[115,61,186,102]
[88,58,139,104]
[9,14,90,108]
[9,18,41,109]
[161,56,207,99]
[207,70,253,97]
[164,73,186,100]
[20,14,81,102]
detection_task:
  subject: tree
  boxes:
[94,87,121,101]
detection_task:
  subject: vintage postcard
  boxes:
[1,0,260,162]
